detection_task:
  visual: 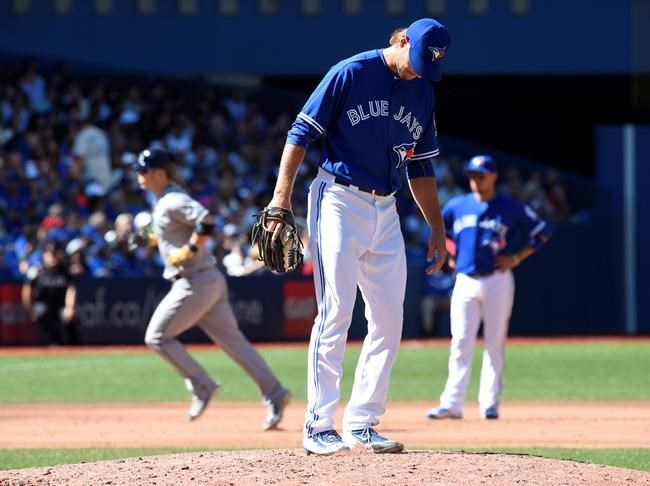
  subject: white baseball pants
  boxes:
[439,270,515,414]
[304,170,407,436]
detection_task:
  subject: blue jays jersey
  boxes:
[443,194,551,275]
[286,49,439,193]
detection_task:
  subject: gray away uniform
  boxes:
[144,184,286,403]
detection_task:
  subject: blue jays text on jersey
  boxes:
[286,49,440,194]
[346,104,425,143]
[443,194,551,276]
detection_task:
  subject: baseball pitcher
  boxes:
[266,18,451,455]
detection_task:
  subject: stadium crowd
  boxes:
[0,59,577,285]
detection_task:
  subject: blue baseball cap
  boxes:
[406,18,450,81]
[465,155,497,173]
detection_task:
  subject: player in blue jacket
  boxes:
[267,18,451,455]
[426,155,551,420]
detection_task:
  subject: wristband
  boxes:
[195,221,216,236]
[512,254,520,265]
[187,243,199,254]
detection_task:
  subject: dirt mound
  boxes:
[1,450,649,486]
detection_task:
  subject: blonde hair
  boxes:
[389,27,407,46]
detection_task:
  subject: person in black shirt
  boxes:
[22,241,79,345]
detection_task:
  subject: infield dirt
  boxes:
[1,401,649,485]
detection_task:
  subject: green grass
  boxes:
[392,342,650,401]
[0,447,209,471]
[1,447,648,472]
[1,342,648,402]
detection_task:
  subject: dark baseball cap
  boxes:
[406,18,450,81]
[465,155,497,174]
[135,148,175,171]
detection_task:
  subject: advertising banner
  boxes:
[75,277,168,345]
[75,276,285,345]
[282,278,317,339]
[0,282,40,345]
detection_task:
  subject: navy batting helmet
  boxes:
[135,148,175,171]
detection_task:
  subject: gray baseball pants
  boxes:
[144,268,285,402]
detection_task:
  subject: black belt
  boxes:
[467,272,493,278]
[171,266,215,281]
[333,176,391,197]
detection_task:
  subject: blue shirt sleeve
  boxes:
[286,64,351,148]
[518,203,551,248]
[405,159,436,179]
[405,106,439,180]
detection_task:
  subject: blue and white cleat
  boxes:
[481,405,499,420]
[303,430,351,456]
[426,406,463,419]
[343,428,404,454]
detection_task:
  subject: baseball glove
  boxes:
[251,206,303,273]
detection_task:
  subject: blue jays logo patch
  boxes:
[393,142,416,168]
[479,217,509,255]
[483,235,507,255]
[428,46,446,62]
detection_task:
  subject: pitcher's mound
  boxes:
[2,449,649,485]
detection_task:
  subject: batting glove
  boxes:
[167,244,198,267]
